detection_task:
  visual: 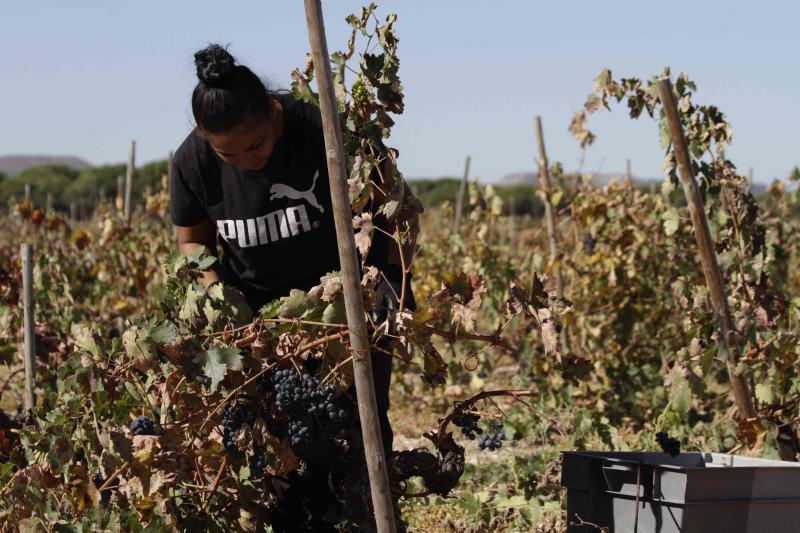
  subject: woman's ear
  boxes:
[271,95,283,116]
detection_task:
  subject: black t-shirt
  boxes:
[170,92,385,309]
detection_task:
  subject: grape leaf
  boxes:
[662,208,680,236]
[150,320,178,345]
[322,300,347,325]
[279,289,312,319]
[70,324,100,358]
[199,347,242,393]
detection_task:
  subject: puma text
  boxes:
[217,205,313,248]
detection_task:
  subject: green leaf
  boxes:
[124,381,142,402]
[0,340,16,365]
[203,299,222,328]
[659,119,672,149]
[186,247,217,270]
[662,208,680,236]
[279,289,312,319]
[689,139,704,158]
[259,299,283,319]
[206,282,225,301]
[594,68,611,89]
[322,300,347,324]
[122,326,156,365]
[179,284,202,323]
[755,383,774,404]
[670,371,692,415]
[70,324,100,358]
[199,347,242,392]
[150,320,178,345]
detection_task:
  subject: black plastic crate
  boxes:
[561,451,800,533]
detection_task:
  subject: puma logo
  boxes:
[269,170,325,213]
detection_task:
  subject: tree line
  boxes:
[0,160,168,212]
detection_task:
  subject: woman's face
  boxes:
[202,99,282,172]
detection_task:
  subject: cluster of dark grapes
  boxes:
[270,369,350,450]
[130,415,156,436]
[656,431,680,457]
[272,369,347,422]
[452,412,482,440]
[92,473,111,504]
[478,432,504,451]
[287,418,313,447]
[221,404,247,458]
[582,233,596,254]
[249,446,269,480]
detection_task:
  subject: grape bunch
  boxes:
[249,446,269,480]
[93,473,111,504]
[478,432,504,452]
[130,415,156,436]
[655,431,680,457]
[272,369,348,423]
[581,233,596,254]
[221,404,246,458]
[452,412,482,440]
[270,368,349,452]
[288,418,313,447]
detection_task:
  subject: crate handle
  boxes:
[601,461,652,495]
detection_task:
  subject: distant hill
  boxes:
[0,155,92,177]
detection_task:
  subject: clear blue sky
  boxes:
[2,1,798,183]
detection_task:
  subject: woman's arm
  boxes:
[176,218,222,289]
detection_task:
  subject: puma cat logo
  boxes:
[269,170,325,213]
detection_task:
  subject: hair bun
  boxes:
[194,44,236,87]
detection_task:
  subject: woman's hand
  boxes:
[176,218,222,289]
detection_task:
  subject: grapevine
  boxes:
[0,5,798,533]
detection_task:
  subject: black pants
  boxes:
[370,340,394,453]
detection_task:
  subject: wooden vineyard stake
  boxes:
[46,193,53,212]
[24,184,31,203]
[167,150,174,181]
[534,116,570,353]
[301,1,397,531]
[508,196,517,249]
[125,140,136,225]
[116,174,124,214]
[625,158,631,181]
[20,244,36,413]
[453,155,471,233]
[168,151,177,239]
[70,202,77,222]
[657,78,756,419]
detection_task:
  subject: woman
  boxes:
[170,44,414,529]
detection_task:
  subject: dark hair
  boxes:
[192,44,273,133]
